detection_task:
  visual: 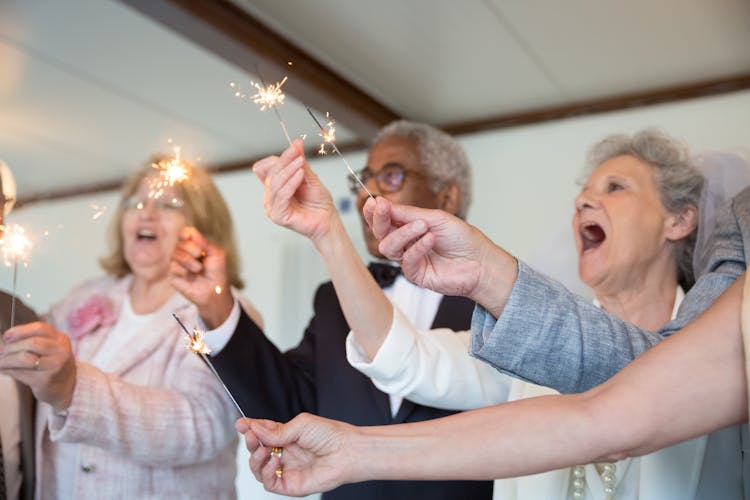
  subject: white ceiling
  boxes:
[236,0,750,122]
[1,0,749,202]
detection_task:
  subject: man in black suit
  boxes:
[171,121,492,499]
[0,163,38,500]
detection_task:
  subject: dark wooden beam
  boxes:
[17,74,750,207]
[16,141,366,208]
[118,0,399,138]
[443,73,750,135]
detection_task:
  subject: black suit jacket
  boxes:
[0,291,38,500]
[213,281,493,500]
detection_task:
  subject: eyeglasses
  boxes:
[122,195,185,213]
[347,164,428,196]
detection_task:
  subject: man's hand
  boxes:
[363,197,518,315]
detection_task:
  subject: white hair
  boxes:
[372,121,472,219]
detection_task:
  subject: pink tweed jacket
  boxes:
[34,276,238,499]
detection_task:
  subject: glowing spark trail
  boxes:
[306,107,374,199]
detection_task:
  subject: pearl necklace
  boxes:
[571,462,617,499]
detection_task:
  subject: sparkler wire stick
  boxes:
[268,96,292,146]
[2,224,31,328]
[10,259,17,327]
[172,313,247,419]
[305,107,374,199]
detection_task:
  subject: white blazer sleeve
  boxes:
[346,305,513,410]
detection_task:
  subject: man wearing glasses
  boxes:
[171,121,493,500]
[0,161,38,500]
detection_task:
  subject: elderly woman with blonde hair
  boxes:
[0,161,260,499]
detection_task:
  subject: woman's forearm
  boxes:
[314,214,394,359]
[348,277,749,483]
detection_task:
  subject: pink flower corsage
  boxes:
[68,294,117,340]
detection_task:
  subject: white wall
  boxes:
[7,89,750,499]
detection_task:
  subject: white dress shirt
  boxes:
[205,273,443,417]
[347,287,712,500]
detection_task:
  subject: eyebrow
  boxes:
[365,162,409,172]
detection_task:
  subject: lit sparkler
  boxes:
[187,326,211,355]
[0,224,32,328]
[172,313,247,419]
[149,144,191,199]
[306,107,374,199]
[231,75,293,145]
[316,112,336,156]
[251,76,287,111]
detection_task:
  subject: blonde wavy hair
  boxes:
[99,161,244,289]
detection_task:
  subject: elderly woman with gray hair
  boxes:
[253,129,744,499]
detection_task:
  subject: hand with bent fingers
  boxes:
[252,139,338,246]
[0,321,77,411]
[236,414,356,497]
[170,226,234,329]
[363,197,502,298]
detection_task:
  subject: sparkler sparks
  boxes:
[316,113,336,156]
[150,145,191,199]
[0,224,32,328]
[0,224,32,267]
[173,313,247,419]
[252,77,287,111]
[90,204,108,220]
[230,76,293,145]
[187,326,211,355]
[306,107,374,199]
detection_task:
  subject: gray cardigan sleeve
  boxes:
[470,190,748,394]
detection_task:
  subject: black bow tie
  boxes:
[368,262,401,288]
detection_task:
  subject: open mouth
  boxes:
[137,229,157,241]
[580,222,606,252]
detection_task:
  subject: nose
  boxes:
[574,189,598,212]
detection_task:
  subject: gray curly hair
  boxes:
[372,121,472,219]
[581,128,704,290]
